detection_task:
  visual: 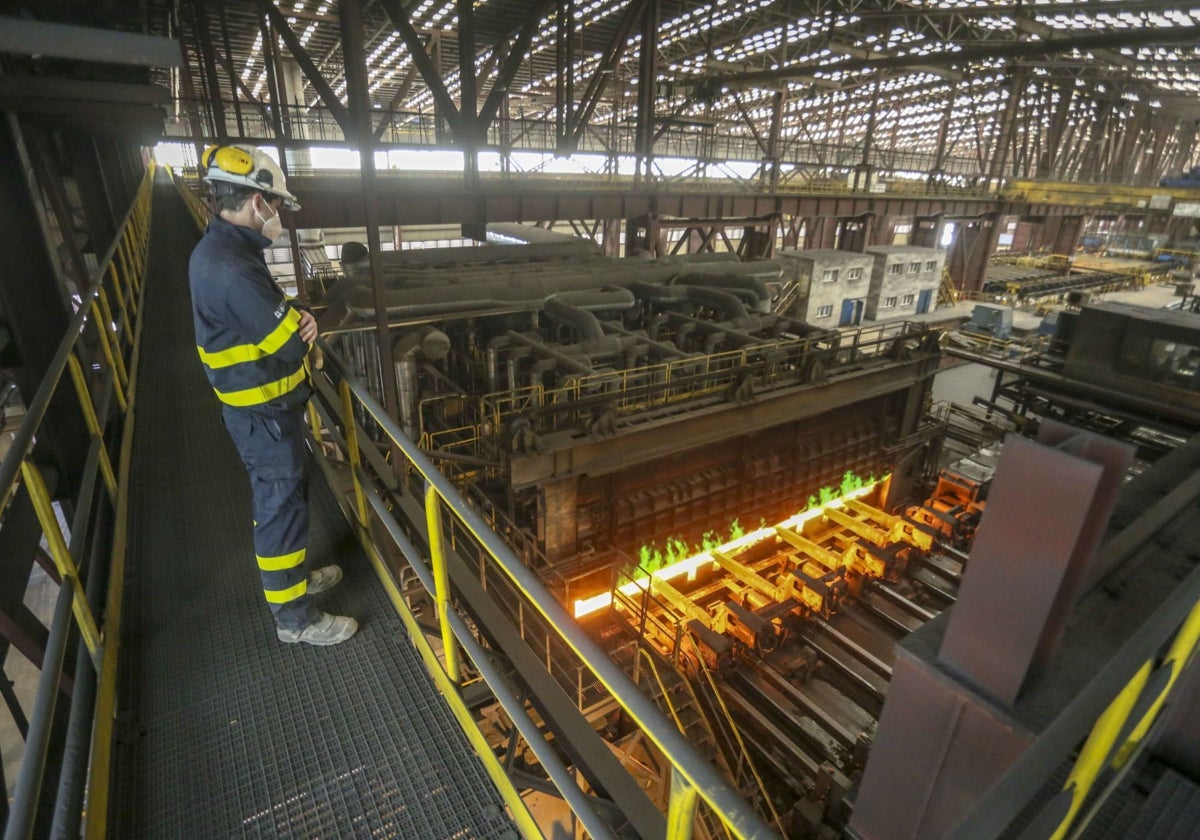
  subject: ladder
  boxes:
[937,267,959,307]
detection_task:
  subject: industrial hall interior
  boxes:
[2,0,1200,837]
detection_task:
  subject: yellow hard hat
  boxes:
[201,144,301,211]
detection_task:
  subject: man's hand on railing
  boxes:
[298,309,318,343]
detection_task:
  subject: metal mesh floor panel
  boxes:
[109,177,516,839]
[1124,767,1200,840]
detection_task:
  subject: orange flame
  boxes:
[572,479,882,619]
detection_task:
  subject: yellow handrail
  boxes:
[0,162,153,840]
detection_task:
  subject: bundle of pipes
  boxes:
[479,280,838,396]
[324,255,784,325]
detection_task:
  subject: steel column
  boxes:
[261,0,352,137]
[340,0,400,419]
[765,89,785,192]
[1036,82,1075,179]
[570,0,647,148]
[458,0,479,185]
[853,79,882,191]
[218,0,244,136]
[946,213,1001,293]
[634,0,659,184]
[928,84,957,190]
[986,71,1023,187]
[1052,214,1085,256]
[191,0,228,138]
[378,0,463,137]
[175,9,209,171]
[256,11,285,140]
[214,47,272,131]
[555,0,570,150]
[478,9,548,132]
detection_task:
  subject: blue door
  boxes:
[917,289,933,314]
[840,298,862,326]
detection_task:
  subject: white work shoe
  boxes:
[307,565,343,595]
[277,612,358,646]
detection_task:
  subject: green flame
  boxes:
[631,470,881,578]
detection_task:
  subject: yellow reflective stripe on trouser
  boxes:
[196,307,302,369]
[213,365,307,408]
[258,548,305,572]
[264,578,308,604]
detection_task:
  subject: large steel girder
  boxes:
[291,175,1016,229]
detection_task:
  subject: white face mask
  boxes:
[255,200,283,243]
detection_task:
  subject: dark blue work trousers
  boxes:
[222,405,317,631]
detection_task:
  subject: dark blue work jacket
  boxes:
[189,215,312,413]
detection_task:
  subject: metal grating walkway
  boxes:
[1083,765,1200,840]
[108,175,516,839]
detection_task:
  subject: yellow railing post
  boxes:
[339,379,370,528]
[89,302,127,412]
[95,290,130,389]
[117,236,134,291]
[424,484,462,685]
[125,230,141,292]
[666,769,699,840]
[66,353,119,500]
[114,249,136,318]
[123,232,141,294]
[106,263,132,330]
[306,401,322,442]
[19,461,103,666]
[1046,661,1151,840]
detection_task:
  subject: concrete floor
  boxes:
[933,361,999,407]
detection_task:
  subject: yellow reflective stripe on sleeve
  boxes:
[196,307,302,369]
[264,579,308,604]
[258,307,303,356]
[258,549,306,572]
[212,365,307,408]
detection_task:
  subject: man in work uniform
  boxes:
[189,144,357,646]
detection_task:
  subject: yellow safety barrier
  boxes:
[0,162,153,839]
[1042,595,1200,840]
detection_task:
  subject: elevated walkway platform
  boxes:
[107,176,515,838]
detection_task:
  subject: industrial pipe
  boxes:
[392,326,452,441]
[332,257,782,323]
[544,296,607,342]
[600,321,693,360]
[628,281,749,320]
[672,273,772,314]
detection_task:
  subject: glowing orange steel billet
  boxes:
[572,480,882,619]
